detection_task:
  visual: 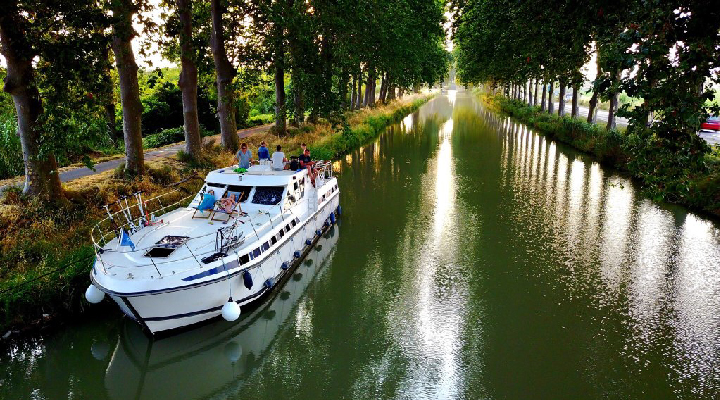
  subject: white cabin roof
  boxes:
[205,164,306,187]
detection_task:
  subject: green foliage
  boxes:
[143,126,214,149]
[248,114,275,127]
[0,117,23,179]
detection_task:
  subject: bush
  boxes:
[0,117,23,180]
[247,113,274,127]
[143,126,215,149]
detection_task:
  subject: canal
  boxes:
[2,91,720,399]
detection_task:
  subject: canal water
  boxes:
[2,91,720,399]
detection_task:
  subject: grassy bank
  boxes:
[0,93,433,333]
[484,93,720,217]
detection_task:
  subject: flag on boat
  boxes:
[120,229,136,251]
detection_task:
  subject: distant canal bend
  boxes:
[2,91,720,399]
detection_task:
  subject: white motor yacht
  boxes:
[86,162,340,336]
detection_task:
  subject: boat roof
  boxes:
[205,165,305,187]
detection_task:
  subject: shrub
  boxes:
[0,117,23,180]
[247,113,274,127]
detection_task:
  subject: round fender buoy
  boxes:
[316,230,322,236]
[242,270,253,289]
[330,213,336,224]
[305,239,312,246]
[281,262,289,270]
[222,298,241,321]
[85,284,105,304]
[294,250,301,258]
[91,342,110,360]
[224,341,242,362]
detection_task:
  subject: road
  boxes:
[0,123,273,193]
[552,102,720,146]
[552,102,629,127]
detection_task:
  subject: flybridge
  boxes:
[85,163,341,336]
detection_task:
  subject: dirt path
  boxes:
[0,124,273,193]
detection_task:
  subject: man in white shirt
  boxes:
[271,145,288,171]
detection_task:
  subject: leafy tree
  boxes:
[0,0,111,196]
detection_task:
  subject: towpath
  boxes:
[0,123,273,193]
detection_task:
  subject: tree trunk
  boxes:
[387,84,396,101]
[210,0,238,151]
[527,80,532,105]
[355,72,363,109]
[606,70,621,130]
[350,75,356,110]
[540,81,547,111]
[587,90,598,123]
[533,80,539,107]
[291,70,304,126]
[339,70,349,110]
[364,69,374,107]
[0,8,62,197]
[379,72,388,104]
[177,0,201,158]
[558,81,566,117]
[547,81,555,114]
[112,0,144,177]
[274,62,286,135]
[587,52,601,124]
[398,87,404,98]
[571,83,579,118]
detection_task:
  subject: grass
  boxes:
[484,93,720,217]
[0,93,434,332]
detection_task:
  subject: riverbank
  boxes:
[482,93,720,218]
[0,93,433,336]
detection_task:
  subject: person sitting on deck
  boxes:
[219,194,238,213]
[271,145,288,171]
[299,149,316,186]
[235,143,252,169]
[258,141,270,163]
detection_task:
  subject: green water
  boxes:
[3,91,720,399]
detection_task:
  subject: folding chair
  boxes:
[211,192,242,221]
[192,191,217,219]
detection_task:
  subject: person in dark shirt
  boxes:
[299,149,316,186]
[257,141,270,162]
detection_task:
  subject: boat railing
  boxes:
[92,193,292,278]
[314,161,334,186]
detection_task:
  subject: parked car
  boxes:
[701,116,720,131]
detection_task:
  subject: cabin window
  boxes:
[145,247,175,257]
[262,241,270,251]
[206,182,227,190]
[253,248,261,258]
[145,236,189,258]
[251,186,285,205]
[291,220,296,227]
[285,225,291,232]
[279,229,285,238]
[294,182,298,190]
[239,254,250,265]
[226,185,252,202]
[271,236,277,245]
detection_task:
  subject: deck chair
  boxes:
[192,191,217,219]
[210,192,242,221]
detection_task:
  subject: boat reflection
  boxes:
[103,226,340,400]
